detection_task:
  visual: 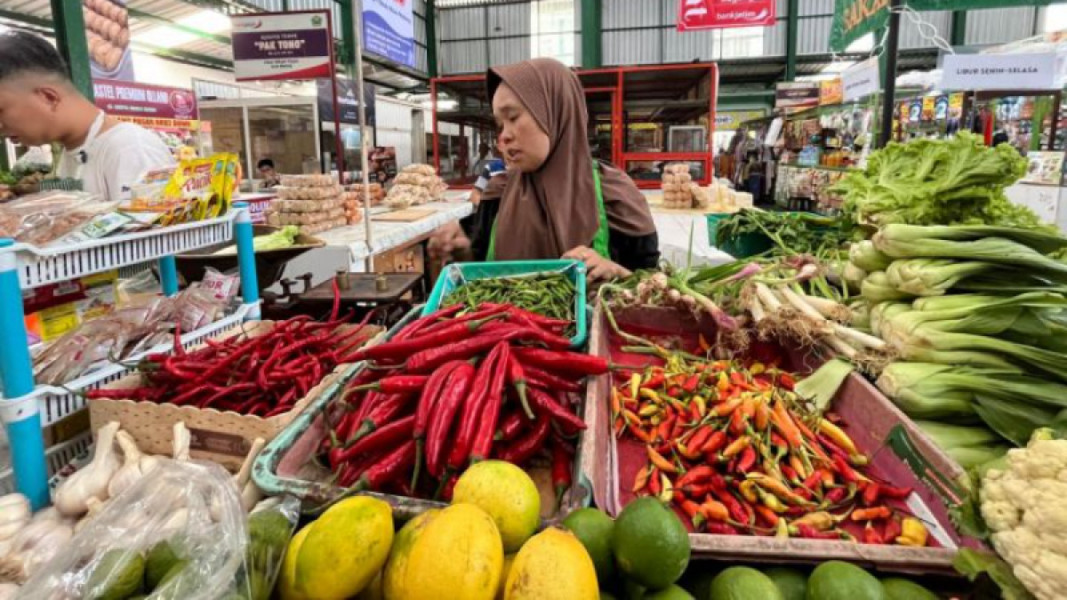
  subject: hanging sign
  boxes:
[677,0,776,31]
[819,79,844,106]
[829,0,1055,53]
[230,11,333,82]
[714,110,768,130]
[775,82,820,113]
[841,57,881,102]
[316,77,377,126]
[364,0,416,68]
[93,80,197,120]
[941,52,1060,90]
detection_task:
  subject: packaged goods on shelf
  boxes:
[0,191,120,246]
[121,154,239,226]
[265,174,345,234]
[83,0,130,72]
[384,164,447,209]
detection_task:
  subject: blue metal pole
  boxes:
[232,203,261,320]
[0,239,49,509]
[158,255,179,297]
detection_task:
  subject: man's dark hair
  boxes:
[257,158,275,170]
[0,31,70,83]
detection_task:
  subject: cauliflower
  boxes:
[981,429,1067,600]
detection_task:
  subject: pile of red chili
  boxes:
[87,312,376,418]
[319,303,606,500]
[616,359,929,546]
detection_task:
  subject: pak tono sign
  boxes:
[231,11,333,82]
[677,0,776,31]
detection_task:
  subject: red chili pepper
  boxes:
[708,473,728,492]
[702,430,728,456]
[883,517,902,542]
[528,387,587,433]
[705,522,738,535]
[426,363,476,478]
[411,360,464,486]
[342,313,503,364]
[351,375,430,395]
[878,484,912,500]
[448,344,506,471]
[681,373,700,393]
[512,347,609,377]
[477,303,570,328]
[736,446,757,473]
[408,329,525,373]
[551,442,572,505]
[832,455,861,484]
[676,465,714,489]
[754,505,779,527]
[331,415,415,469]
[495,410,527,441]
[392,305,465,342]
[862,482,881,506]
[523,367,582,393]
[863,524,885,545]
[329,277,341,322]
[716,489,750,524]
[795,523,840,540]
[344,393,415,447]
[86,387,162,400]
[824,486,849,505]
[343,440,416,493]
[780,464,798,482]
[647,468,661,497]
[470,344,513,463]
[505,353,536,420]
[642,371,665,389]
[496,417,551,465]
[802,470,825,491]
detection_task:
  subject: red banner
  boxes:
[93,79,197,120]
[677,0,777,30]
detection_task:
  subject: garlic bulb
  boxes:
[0,512,73,583]
[0,495,30,541]
[53,421,121,517]
[73,497,106,534]
[107,430,161,499]
[172,422,191,461]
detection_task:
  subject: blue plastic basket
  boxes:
[423,259,588,348]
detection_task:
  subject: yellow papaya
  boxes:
[505,528,598,600]
[382,509,440,600]
[294,496,394,600]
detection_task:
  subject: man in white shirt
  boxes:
[0,31,174,200]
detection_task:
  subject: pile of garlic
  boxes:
[0,421,266,592]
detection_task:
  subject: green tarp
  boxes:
[830,0,1054,52]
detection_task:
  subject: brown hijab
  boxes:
[487,58,655,260]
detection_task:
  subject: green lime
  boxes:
[710,567,783,600]
[645,583,695,599]
[612,498,690,590]
[563,508,617,584]
[881,577,937,600]
[764,567,807,600]
[806,561,885,600]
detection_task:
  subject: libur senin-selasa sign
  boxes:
[829,0,1055,53]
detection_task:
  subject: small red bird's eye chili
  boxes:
[824,486,849,505]
[735,446,758,474]
[705,522,738,535]
[863,524,885,545]
[883,517,902,542]
[832,455,862,484]
[862,482,881,506]
[794,524,840,540]
[511,347,609,377]
[878,484,913,500]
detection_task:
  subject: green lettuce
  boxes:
[831,132,1042,228]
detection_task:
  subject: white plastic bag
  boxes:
[20,460,249,600]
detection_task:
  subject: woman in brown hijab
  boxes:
[474,57,659,280]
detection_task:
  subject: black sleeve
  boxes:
[466,198,500,262]
[608,229,660,272]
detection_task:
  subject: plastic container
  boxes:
[706,212,772,258]
[422,259,588,348]
[253,306,593,518]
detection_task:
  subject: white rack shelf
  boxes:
[11,212,234,290]
[31,302,259,427]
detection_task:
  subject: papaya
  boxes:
[382,510,440,600]
[505,528,598,600]
[292,496,394,600]
[392,503,503,600]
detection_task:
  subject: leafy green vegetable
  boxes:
[831,132,1043,229]
[714,209,858,258]
[953,548,1035,600]
[253,226,300,252]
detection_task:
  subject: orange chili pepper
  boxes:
[632,465,651,493]
[769,401,803,449]
[851,506,892,521]
[648,467,661,496]
[622,408,640,425]
[699,498,730,523]
[754,400,770,431]
[713,397,743,417]
[702,430,728,454]
[722,436,751,458]
[789,454,808,480]
[658,417,674,442]
[647,446,678,473]
[754,504,780,527]
[680,498,702,523]
[688,402,701,422]
[627,422,651,443]
[730,404,748,435]
[611,387,622,417]
[613,415,625,436]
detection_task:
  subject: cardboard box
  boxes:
[580,305,983,573]
[89,320,380,471]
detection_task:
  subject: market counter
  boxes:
[642,191,735,267]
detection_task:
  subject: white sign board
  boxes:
[842,57,880,102]
[941,53,1059,91]
[231,12,333,82]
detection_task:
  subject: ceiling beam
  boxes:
[127,8,232,46]
[132,41,234,70]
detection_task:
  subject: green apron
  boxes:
[487,163,611,261]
